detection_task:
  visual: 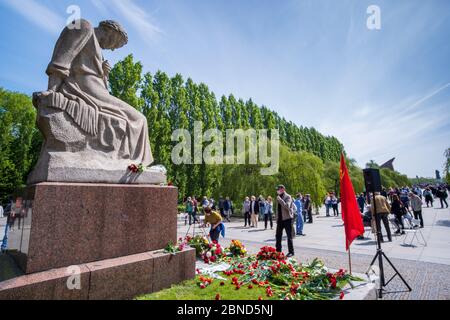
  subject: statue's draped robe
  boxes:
[46,19,153,166]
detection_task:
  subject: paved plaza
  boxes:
[177,205,450,300]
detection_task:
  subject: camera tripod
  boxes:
[366,194,412,298]
[184,214,208,238]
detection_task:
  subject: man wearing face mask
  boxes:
[276,185,295,257]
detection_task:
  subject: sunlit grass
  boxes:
[136,275,275,301]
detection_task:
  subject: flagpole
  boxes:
[348,240,352,275]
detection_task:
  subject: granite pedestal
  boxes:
[0,248,196,300]
[0,182,196,299]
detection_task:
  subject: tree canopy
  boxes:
[0,88,42,203]
[444,148,450,184]
[0,54,415,206]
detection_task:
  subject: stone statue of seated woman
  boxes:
[28,19,166,185]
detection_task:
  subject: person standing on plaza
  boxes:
[218,196,225,218]
[258,196,266,221]
[304,194,313,223]
[264,196,274,230]
[185,197,197,225]
[250,196,259,228]
[357,193,366,213]
[209,197,216,210]
[423,187,434,207]
[204,206,224,243]
[223,197,232,222]
[391,194,406,235]
[400,191,410,208]
[10,197,24,231]
[331,193,339,216]
[437,187,449,209]
[414,186,423,200]
[370,192,392,242]
[302,195,307,223]
[243,197,251,227]
[0,203,3,218]
[275,185,295,257]
[201,196,210,209]
[324,193,331,217]
[409,192,424,228]
[294,193,305,236]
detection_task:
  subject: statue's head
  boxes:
[96,20,128,50]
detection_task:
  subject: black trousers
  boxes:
[440,198,449,208]
[413,210,424,227]
[307,209,313,223]
[425,196,433,207]
[264,214,273,229]
[276,219,294,254]
[375,214,392,241]
[332,204,339,216]
[244,212,251,226]
[394,213,404,231]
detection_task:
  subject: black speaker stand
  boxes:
[366,193,412,298]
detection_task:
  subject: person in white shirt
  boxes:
[0,204,3,218]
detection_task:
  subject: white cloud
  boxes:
[318,84,450,177]
[2,0,64,35]
[91,0,111,17]
[107,0,163,44]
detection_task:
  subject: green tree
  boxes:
[109,54,143,111]
[0,88,42,202]
[444,148,450,184]
[366,160,379,169]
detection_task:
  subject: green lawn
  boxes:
[137,275,275,300]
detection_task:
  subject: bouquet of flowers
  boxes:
[202,240,224,264]
[185,235,210,257]
[256,246,285,261]
[228,240,247,256]
[128,163,145,173]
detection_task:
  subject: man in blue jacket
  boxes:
[294,193,305,236]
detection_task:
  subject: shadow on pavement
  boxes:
[354,241,378,246]
[436,220,450,227]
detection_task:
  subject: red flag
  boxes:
[340,154,364,250]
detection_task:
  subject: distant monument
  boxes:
[380,158,395,171]
[29,19,165,185]
[0,19,195,300]
[436,170,441,181]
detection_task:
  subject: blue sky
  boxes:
[1,0,449,178]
